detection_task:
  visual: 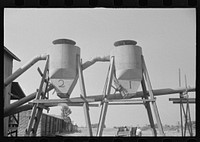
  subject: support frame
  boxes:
[77,55,93,136]
[96,56,115,136]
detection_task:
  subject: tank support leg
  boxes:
[77,55,93,136]
[96,57,115,136]
[141,78,157,136]
[25,56,49,136]
[141,55,165,136]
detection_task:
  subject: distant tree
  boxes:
[61,105,72,123]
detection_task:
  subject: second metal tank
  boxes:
[111,40,143,94]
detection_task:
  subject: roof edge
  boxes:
[4,46,21,62]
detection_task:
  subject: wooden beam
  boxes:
[109,98,156,102]
[172,100,195,104]
[31,98,95,104]
[108,102,144,105]
[169,98,195,101]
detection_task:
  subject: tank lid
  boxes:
[114,40,137,47]
[53,39,76,45]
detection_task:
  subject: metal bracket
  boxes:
[37,104,50,111]
[80,94,88,103]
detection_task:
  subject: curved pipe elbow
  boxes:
[82,55,110,70]
[4,54,48,87]
[92,56,110,62]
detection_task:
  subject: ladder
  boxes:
[25,56,49,136]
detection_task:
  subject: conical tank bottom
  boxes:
[51,79,74,97]
[118,80,141,94]
[116,69,142,81]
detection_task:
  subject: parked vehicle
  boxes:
[116,126,137,137]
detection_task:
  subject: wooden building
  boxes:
[8,82,26,136]
[18,110,76,136]
[4,47,21,136]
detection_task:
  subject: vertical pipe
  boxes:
[96,56,115,136]
[141,55,165,136]
[77,55,93,136]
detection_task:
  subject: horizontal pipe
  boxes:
[4,54,48,87]
[109,99,155,102]
[146,87,195,96]
[108,102,144,105]
[4,87,195,116]
[31,98,95,104]
[4,104,33,117]
[4,92,36,115]
[43,103,99,107]
[5,102,99,117]
[4,84,54,115]
[71,87,196,102]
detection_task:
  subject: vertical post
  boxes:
[187,102,193,136]
[181,103,187,135]
[25,56,49,136]
[96,56,115,136]
[77,55,93,136]
[179,68,184,136]
[141,78,157,136]
[141,55,165,136]
[185,75,193,136]
[4,86,11,136]
[184,105,188,136]
[17,112,19,136]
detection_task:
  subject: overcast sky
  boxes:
[4,8,196,129]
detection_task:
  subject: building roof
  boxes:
[45,114,63,120]
[11,82,26,100]
[4,46,21,61]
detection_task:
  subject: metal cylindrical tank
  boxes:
[49,39,80,79]
[49,39,80,95]
[111,40,143,94]
[112,40,142,81]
